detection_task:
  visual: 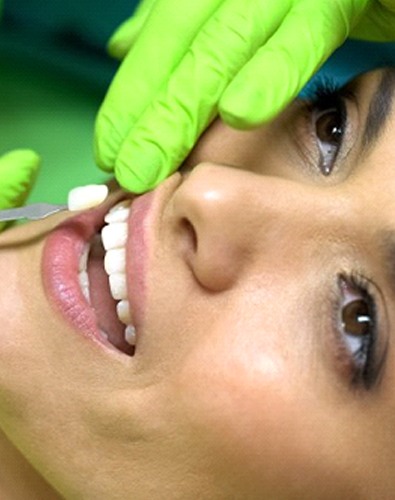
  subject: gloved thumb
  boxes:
[0,149,40,212]
[108,0,158,59]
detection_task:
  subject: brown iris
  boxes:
[342,299,371,337]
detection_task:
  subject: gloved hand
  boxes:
[107,0,157,60]
[0,150,40,231]
[95,0,395,194]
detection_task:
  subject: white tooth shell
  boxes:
[125,325,136,346]
[104,248,126,275]
[101,223,128,251]
[104,200,131,223]
[117,300,132,325]
[109,273,127,300]
[68,184,109,211]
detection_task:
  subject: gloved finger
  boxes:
[0,149,40,231]
[108,0,159,60]
[112,0,292,193]
[219,0,360,128]
[0,149,40,208]
[351,0,395,41]
[95,0,225,173]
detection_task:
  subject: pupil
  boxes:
[317,110,342,145]
[342,299,370,336]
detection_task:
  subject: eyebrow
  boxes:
[362,67,395,150]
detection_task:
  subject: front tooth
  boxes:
[104,248,126,275]
[99,329,109,341]
[79,243,90,272]
[104,200,131,224]
[101,222,128,251]
[109,273,127,300]
[117,300,132,325]
[78,271,90,302]
[125,325,136,346]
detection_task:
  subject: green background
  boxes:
[0,53,110,204]
[0,0,138,204]
[1,1,395,204]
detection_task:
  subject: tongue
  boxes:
[87,236,134,355]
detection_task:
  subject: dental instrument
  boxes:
[0,184,109,222]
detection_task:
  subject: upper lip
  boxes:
[126,173,184,329]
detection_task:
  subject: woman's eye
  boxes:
[311,99,347,176]
[337,275,378,388]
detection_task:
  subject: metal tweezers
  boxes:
[0,203,68,222]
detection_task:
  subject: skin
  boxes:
[1,69,395,498]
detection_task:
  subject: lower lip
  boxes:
[42,201,124,350]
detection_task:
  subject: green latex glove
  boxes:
[107,0,157,60]
[0,150,41,231]
[95,0,395,194]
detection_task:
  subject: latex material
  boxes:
[108,0,157,59]
[0,150,41,231]
[95,0,395,193]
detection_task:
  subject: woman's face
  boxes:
[1,68,395,499]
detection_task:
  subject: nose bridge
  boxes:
[172,164,330,291]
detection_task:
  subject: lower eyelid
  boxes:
[334,98,358,168]
[329,274,388,391]
[328,282,360,385]
[291,98,358,181]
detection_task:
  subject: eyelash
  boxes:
[307,84,382,388]
[309,78,344,104]
[306,78,350,176]
[331,272,380,390]
[303,83,384,390]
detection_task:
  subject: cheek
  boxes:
[169,313,361,498]
[170,320,306,489]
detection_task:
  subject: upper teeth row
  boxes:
[78,200,136,346]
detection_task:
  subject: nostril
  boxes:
[180,217,198,253]
[178,215,234,292]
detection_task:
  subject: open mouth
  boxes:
[44,181,167,359]
[79,200,136,356]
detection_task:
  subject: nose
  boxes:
[171,163,328,292]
